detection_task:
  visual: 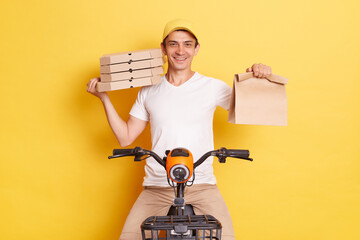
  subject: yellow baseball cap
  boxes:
[162,19,198,41]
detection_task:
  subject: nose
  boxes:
[176,44,185,55]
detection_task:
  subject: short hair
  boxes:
[162,29,199,47]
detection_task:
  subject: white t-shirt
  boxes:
[130,72,231,186]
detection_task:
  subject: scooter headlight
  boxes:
[169,165,190,182]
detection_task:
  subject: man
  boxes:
[87,19,271,240]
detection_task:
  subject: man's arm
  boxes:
[86,78,147,147]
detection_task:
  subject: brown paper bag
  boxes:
[228,72,288,126]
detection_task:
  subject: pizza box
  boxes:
[100,48,162,66]
[100,66,164,82]
[96,75,162,92]
[100,57,164,74]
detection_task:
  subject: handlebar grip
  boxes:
[225,149,250,158]
[112,148,135,156]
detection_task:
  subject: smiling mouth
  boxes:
[174,57,186,61]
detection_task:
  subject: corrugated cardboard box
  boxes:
[97,48,165,92]
[100,58,164,74]
[100,48,162,66]
[100,66,164,82]
[228,72,288,126]
[96,76,162,92]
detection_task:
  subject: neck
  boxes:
[166,68,195,86]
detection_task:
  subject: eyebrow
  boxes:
[168,40,195,43]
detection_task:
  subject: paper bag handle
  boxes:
[235,72,288,85]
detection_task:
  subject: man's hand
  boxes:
[246,63,272,78]
[86,77,108,101]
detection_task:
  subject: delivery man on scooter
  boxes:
[86,19,272,240]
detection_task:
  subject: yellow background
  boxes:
[1,0,359,239]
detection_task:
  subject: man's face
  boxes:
[161,30,200,71]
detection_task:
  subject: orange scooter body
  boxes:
[166,148,194,183]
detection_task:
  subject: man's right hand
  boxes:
[86,77,108,100]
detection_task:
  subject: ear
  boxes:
[160,42,167,56]
[194,43,200,56]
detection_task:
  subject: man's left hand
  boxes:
[246,63,272,78]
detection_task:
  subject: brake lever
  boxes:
[228,155,253,161]
[134,154,142,161]
[218,156,226,163]
[216,148,227,163]
[108,154,132,159]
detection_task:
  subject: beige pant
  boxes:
[120,184,235,240]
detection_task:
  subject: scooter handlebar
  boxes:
[223,149,250,159]
[112,148,136,156]
[109,147,252,169]
[193,148,252,168]
[109,147,143,159]
[109,147,166,167]
[217,148,253,162]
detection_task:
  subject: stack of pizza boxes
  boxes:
[97,48,164,92]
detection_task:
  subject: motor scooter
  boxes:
[109,147,252,240]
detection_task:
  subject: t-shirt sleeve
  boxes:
[129,87,150,121]
[214,79,232,111]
